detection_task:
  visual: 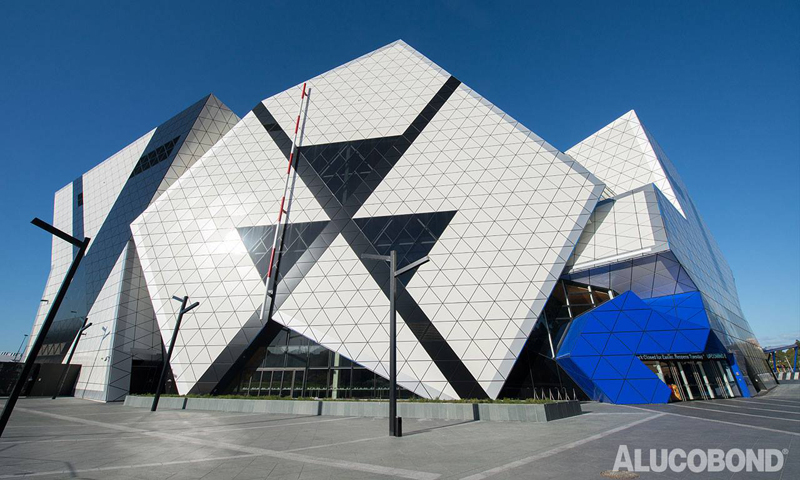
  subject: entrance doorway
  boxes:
[642,357,740,402]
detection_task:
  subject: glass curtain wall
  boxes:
[226,327,415,399]
[499,279,613,399]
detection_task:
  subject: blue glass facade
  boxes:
[556,289,752,404]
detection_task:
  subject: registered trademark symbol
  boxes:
[782,449,789,455]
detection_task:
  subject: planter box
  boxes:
[320,401,477,420]
[184,397,320,415]
[123,395,185,410]
[124,396,581,423]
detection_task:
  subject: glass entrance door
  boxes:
[700,360,731,399]
[645,358,741,402]
[715,360,740,397]
[664,363,687,401]
[680,362,707,400]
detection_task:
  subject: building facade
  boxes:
[29,41,772,404]
[27,95,240,401]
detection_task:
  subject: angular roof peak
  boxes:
[259,39,451,146]
[566,110,686,217]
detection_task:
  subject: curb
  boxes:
[123,396,581,422]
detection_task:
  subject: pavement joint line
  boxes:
[110,413,311,427]
[746,398,800,406]
[14,407,441,480]
[724,397,800,406]
[668,403,800,422]
[694,401,800,415]
[622,405,800,437]
[284,434,389,452]
[0,434,150,445]
[78,410,284,419]
[282,418,482,452]
[584,412,643,415]
[764,392,800,398]
[179,415,358,434]
[457,413,665,480]
[112,416,302,427]
[0,453,263,479]
[2,424,97,429]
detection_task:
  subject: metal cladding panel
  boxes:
[565,110,769,395]
[27,185,74,359]
[82,129,156,242]
[556,291,710,404]
[263,41,452,147]
[566,184,670,272]
[29,96,239,402]
[566,110,685,216]
[132,40,605,399]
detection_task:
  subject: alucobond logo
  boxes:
[613,445,787,473]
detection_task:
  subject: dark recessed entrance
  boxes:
[639,354,740,401]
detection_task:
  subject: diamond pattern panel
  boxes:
[238,221,330,284]
[566,110,763,394]
[566,184,669,272]
[26,185,74,358]
[135,41,603,399]
[273,233,457,400]
[264,40,450,147]
[132,110,329,394]
[29,96,239,401]
[83,129,156,242]
[566,110,684,216]
[154,94,241,199]
[71,245,128,401]
[355,83,605,397]
[230,77,486,399]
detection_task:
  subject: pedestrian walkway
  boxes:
[0,384,797,479]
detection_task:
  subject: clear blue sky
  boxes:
[0,1,798,353]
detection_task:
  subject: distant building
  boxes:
[0,352,21,363]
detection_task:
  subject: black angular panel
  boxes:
[238,221,329,284]
[354,211,457,285]
[130,136,181,178]
[38,95,212,363]
[202,76,489,399]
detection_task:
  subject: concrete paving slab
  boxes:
[1,384,798,479]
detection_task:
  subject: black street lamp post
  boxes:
[0,218,90,438]
[361,252,430,438]
[14,335,28,363]
[151,295,199,412]
[52,318,92,399]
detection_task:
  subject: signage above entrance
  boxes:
[638,353,727,361]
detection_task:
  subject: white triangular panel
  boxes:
[274,234,453,399]
[566,110,685,216]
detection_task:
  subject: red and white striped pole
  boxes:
[261,82,308,320]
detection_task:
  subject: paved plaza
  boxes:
[0,384,798,479]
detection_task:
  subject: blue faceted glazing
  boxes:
[556,291,711,404]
